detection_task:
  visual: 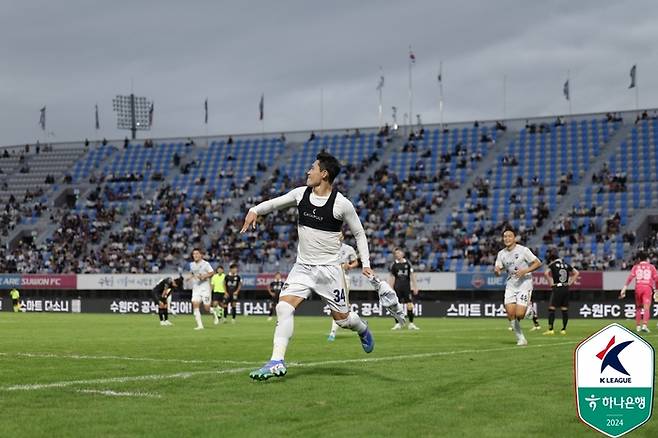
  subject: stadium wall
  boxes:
[0,272,638,291]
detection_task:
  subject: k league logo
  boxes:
[575,323,654,437]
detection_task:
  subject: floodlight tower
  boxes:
[112,94,152,139]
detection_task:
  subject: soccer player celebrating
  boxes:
[224,264,242,323]
[187,248,215,330]
[242,151,374,381]
[151,276,182,326]
[542,248,579,335]
[494,227,542,346]
[10,288,21,312]
[619,250,658,333]
[327,232,360,341]
[210,265,226,325]
[389,248,420,330]
[267,272,284,321]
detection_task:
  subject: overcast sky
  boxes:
[1,0,656,146]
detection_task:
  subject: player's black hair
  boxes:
[394,247,405,255]
[637,250,647,261]
[229,263,238,269]
[191,247,203,256]
[316,151,341,183]
[547,247,559,263]
[502,225,516,236]
[216,264,224,270]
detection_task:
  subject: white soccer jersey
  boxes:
[495,244,539,291]
[338,243,358,265]
[250,187,371,267]
[189,260,213,295]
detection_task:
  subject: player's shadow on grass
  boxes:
[284,366,402,382]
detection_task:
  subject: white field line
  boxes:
[76,389,162,398]
[1,352,260,366]
[1,341,574,392]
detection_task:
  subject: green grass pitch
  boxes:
[0,313,656,437]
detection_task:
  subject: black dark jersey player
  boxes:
[268,272,284,321]
[151,276,182,326]
[389,248,420,330]
[542,249,580,335]
[224,264,242,322]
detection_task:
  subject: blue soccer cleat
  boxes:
[249,360,287,381]
[359,327,375,353]
[327,333,336,342]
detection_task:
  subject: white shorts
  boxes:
[504,287,532,307]
[192,289,211,306]
[282,263,349,313]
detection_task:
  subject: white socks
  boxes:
[271,301,295,361]
[194,308,203,328]
[512,319,524,339]
[335,311,367,335]
[329,320,339,336]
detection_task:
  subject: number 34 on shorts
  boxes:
[332,289,346,303]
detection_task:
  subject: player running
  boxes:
[542,248,579,335]
[619,250,658,333]
[187,248,215,330]
[242,151,374,381]
[494,227,542,346]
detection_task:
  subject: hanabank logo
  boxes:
[596,336,633,384]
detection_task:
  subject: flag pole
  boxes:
[439,61,444,130]
[502,74,507,120]
[377,66,384,129]
[567,70,572,116]
[408,46,413,134]
[320,87,324,133]
[635,69,639,110]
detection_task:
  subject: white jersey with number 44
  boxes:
[495,244,539,291]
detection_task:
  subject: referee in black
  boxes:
[542,249,579,335]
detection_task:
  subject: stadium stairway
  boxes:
[529,123,634,247]
[204,139,307,247]
[418,128,512,236]
[344,132,405,201]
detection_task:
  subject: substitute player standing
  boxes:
[389,248,420,330]
[188,248,215,330]
[224,264,242,323]
[267,272,284,321]
[241,151,374,381]
[542,248,579,335]
[494,227,542,346]
[327,232,360,341]
[619,250,658,333]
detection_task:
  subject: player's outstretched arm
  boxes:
[241,210,258,233]
[241,189,302,233]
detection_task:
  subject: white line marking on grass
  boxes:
[76,389,162,398]
[1,341,575,392]
[288,341,576,367]
[2,367,254,391]
[2,352,260,366]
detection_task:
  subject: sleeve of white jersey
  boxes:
[338,196,371,268]
[524,246,539,264]
[249,187,305,216]
[348,246,358,262]
[494,251,503,269]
